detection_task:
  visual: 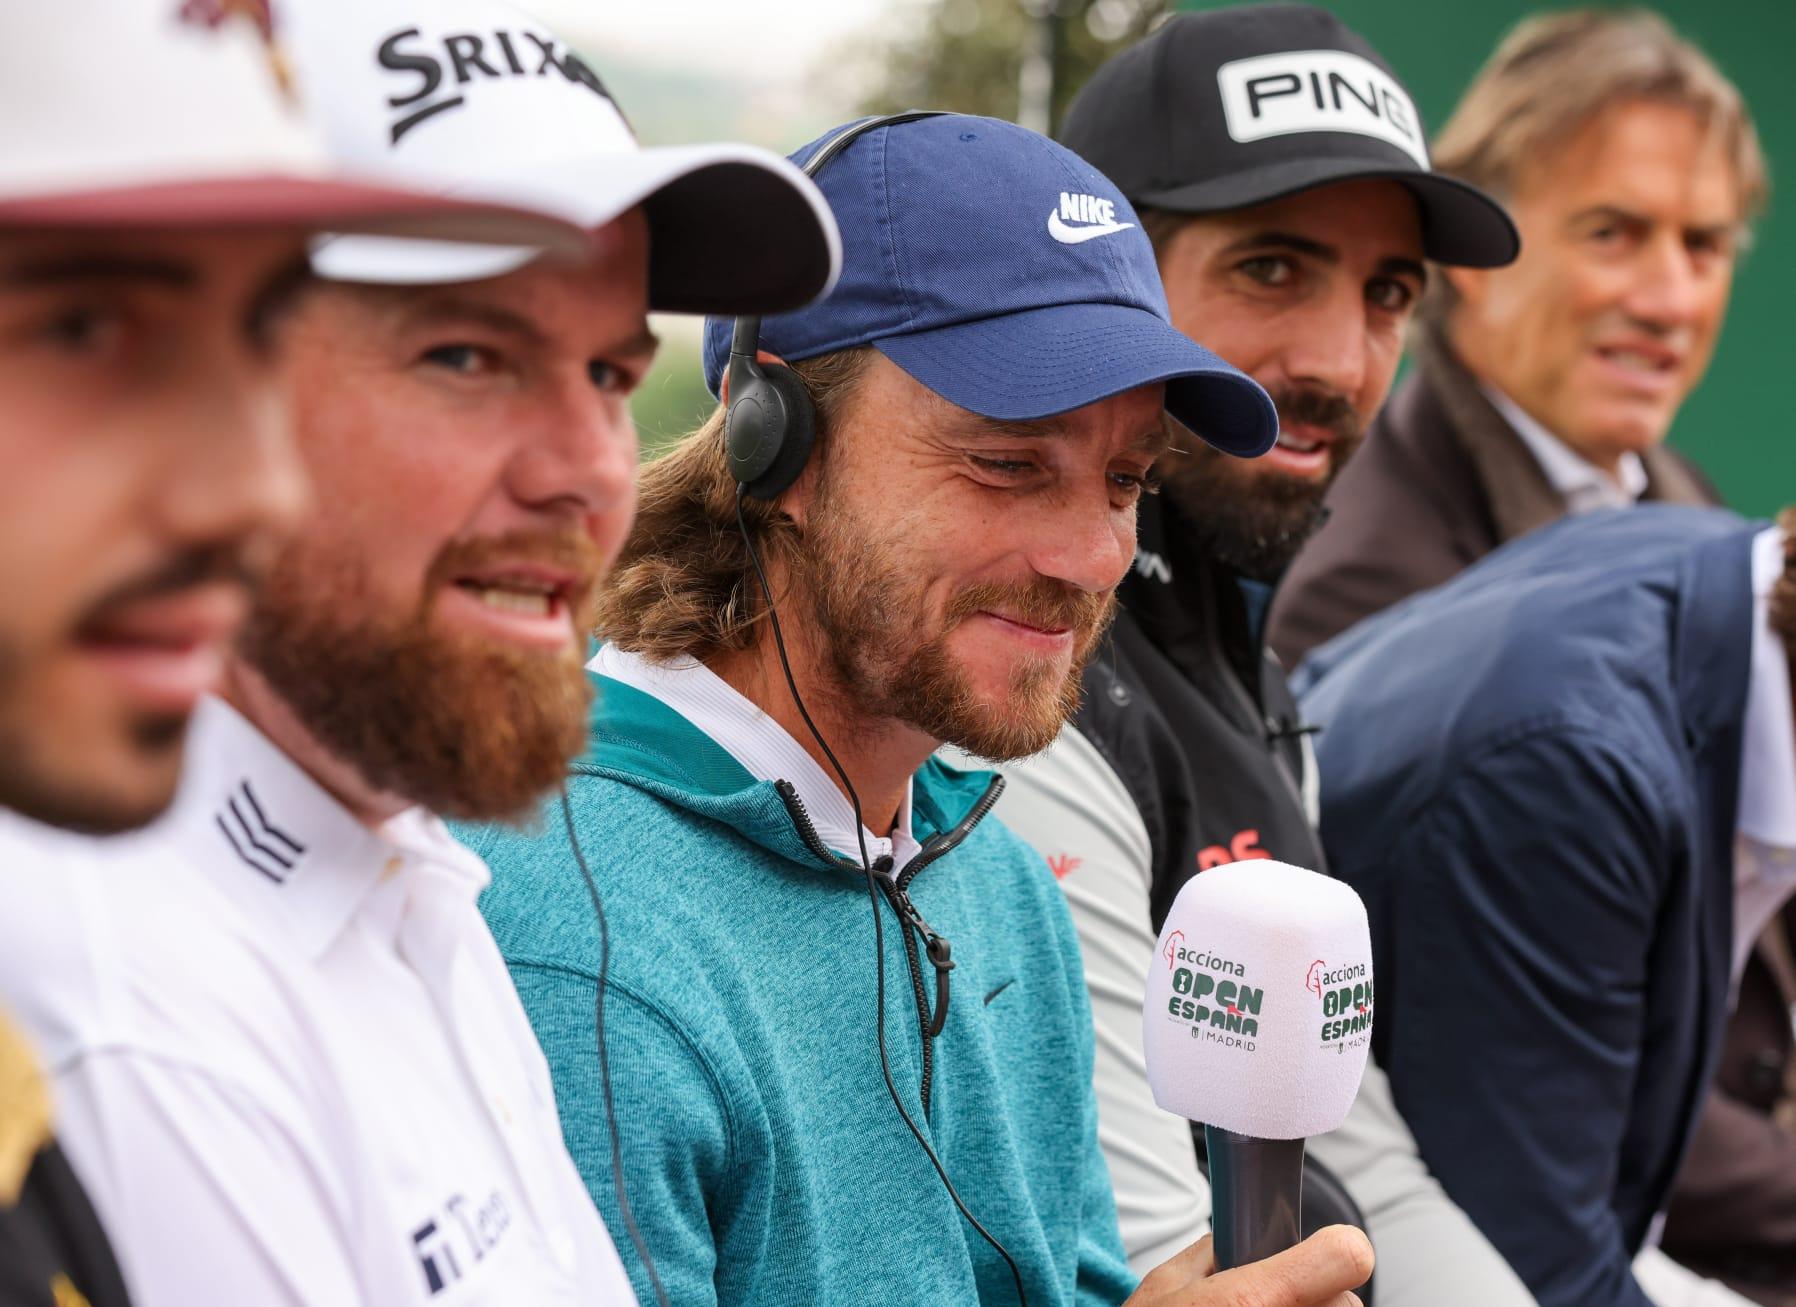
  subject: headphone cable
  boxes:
[735,487,1028,1306]
[562,786,672,1307]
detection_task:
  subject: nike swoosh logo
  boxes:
[1046,208,1136,245]
[984,980,1015,1005]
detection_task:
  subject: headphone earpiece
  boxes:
[722,109,948,505]
[725,359,816,502]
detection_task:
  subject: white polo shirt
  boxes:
[0,697,636,1306]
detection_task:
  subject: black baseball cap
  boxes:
[1060,4,1518,268]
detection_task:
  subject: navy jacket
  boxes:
[1293,507,1759,1307]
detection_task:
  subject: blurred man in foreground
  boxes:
[1273,8,1762,664]
[1295,505,1794,1307]
[0,2,582,1303]
[972,9,1533,1305]
[0,0,839,1301]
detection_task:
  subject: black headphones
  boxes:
[724,110,947,500]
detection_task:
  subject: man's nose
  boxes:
[1277,289,1371,400]
[502,381,639,527]
[1622,232,1709,333]
[1028,485,1134,595]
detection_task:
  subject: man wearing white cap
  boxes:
[0,1,839,1303]
[0,4,585,1304]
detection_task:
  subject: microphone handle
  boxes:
[1205,1125,1306,1270]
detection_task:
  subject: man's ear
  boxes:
[716,350,790,405]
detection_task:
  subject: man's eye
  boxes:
[588,359,625,393]
[1111,467,1162,499]
[422,343,499,376]
[1366,278,1415,313]
[1238,256,1295,287]
[1686,230,1731,260]
[970,455,1036,479]
[39,305,125,356]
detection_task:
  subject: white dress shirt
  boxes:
[1631,527,1796,1307]
[1483,384,1650,513]
[1732,526,1796,985]
[0,697,635,1306]
[592,645,920,870]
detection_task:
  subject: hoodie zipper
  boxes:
[775,774,1005,1116]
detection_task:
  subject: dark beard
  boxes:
[0,635,180,834]
[238,530,601,822]
[794,471,1115,762]
[1160,384,1363,584]
[0,544,257,834]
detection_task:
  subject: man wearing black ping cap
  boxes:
[970,8,1535,1306]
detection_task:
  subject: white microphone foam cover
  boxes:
[1144,860,1374,1139]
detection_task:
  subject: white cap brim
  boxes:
[311,142,841,314]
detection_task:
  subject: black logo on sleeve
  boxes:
[213,780,305,884]
[377,26,614,143]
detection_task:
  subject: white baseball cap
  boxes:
[286,0,842,314]
[0,0,591,256]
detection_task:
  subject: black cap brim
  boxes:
[1134,156,1519,269]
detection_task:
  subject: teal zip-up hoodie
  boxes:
[463,673,1136,1306]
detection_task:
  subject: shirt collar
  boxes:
[1738,527,1796,849]
[1482,383,1650,510]
[168,696,491,959]
[591,646,918,867]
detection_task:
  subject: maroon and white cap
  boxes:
[0,0,591,258]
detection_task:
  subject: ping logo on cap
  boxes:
[1047,191,1135,245]
[1217,49,1427,170]
[376,25,613,144]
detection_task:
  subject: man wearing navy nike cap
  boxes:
[468,113,1373,1306]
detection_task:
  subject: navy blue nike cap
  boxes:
[702,113,1277,458]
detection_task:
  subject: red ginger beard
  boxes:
[237,528,604,822]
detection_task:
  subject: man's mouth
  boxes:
[1275,431,1327,455]
[71,582,250,715]
[442,564,583,650]
[1261,422,1340,478]
[1593,339,1681,386]
[985,611,1071,636]
[455,573,567,618]
[972,609,1077,652]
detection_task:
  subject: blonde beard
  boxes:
[794,481,1114,762]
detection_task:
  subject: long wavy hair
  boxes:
[595,349,871,662]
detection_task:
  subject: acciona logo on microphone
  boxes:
[1165,938,1262,1052]
[1306,958,1373,1050]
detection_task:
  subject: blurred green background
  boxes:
[597,0,1790,514]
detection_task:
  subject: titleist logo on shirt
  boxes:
[411,1189,513,1295]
